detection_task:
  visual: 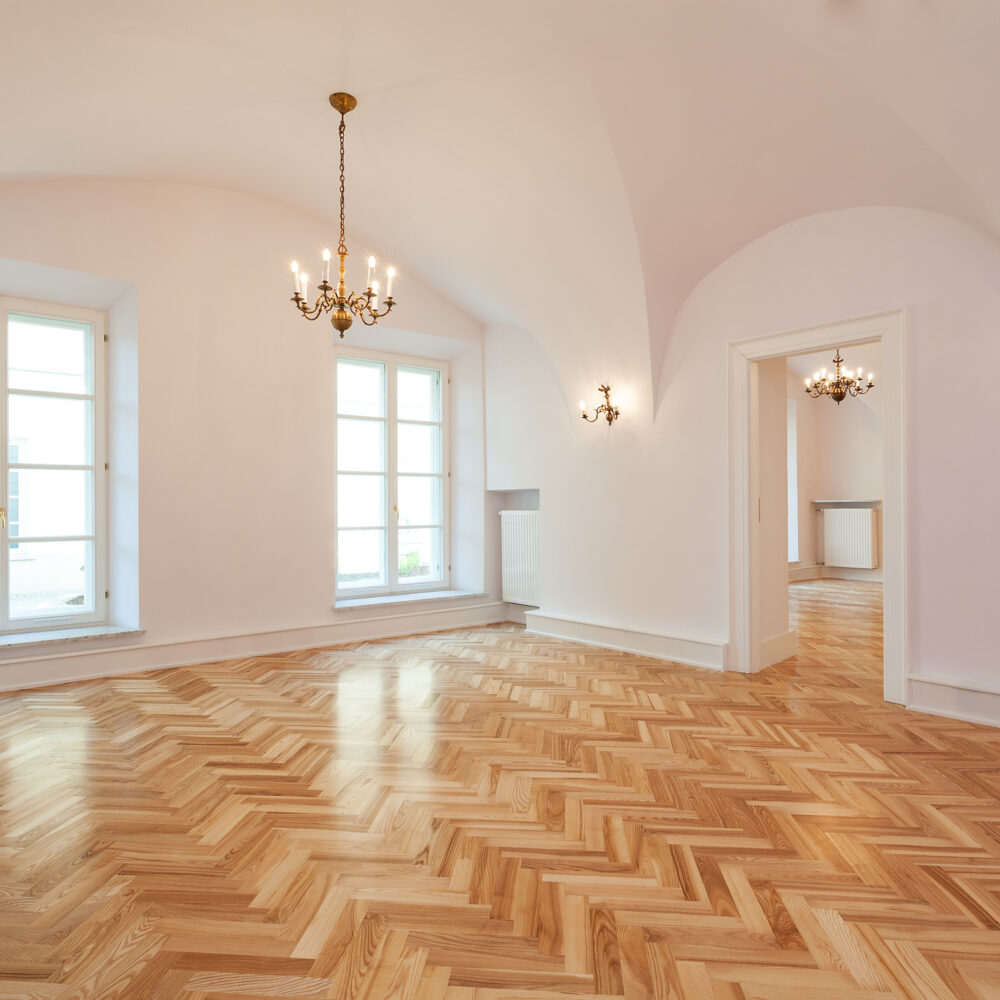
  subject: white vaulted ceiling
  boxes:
[2,1,998,399]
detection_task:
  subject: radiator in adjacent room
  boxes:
[823,508,877,569]
[500,510,540,606]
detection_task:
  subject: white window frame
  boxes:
[334,346,450,599]
[0,296,108,634]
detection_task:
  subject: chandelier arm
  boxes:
[299,300,329,321]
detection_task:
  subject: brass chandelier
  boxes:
[804,349,874,405]
[289,92,397,337]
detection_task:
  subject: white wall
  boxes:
[487,207,1000,718]
[0,179,506,689]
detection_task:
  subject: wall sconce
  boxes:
[579,384,621,426]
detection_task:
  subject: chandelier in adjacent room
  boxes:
[803,349,874,405]
[289,93,397,337]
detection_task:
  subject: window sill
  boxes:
[0,625,144,652]
[335,590,485,611]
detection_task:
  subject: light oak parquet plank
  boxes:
[1,581,1000,998]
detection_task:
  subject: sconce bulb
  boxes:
[368,255,376,267]
[322,248,331,262]
[291,260,299,273]
[300,273,308,293]
[578,400,586,412]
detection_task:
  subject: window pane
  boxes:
[337,358,385,417]
[397,366,441,422]
[337,474,385,528]
[337,529,386,590]
[337,417,384,472]
[11,469,92,537]
[9,394,93,466]
[398,423,441,474]
[9,540,94,619]
[397,528,443,585]
[8,314,93,394]
[398,476,442,527]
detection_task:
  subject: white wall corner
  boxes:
[756,629,797,670]
[524,610,728,671]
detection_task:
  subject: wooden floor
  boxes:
[3,581,1000,999]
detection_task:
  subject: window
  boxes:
[0,297,106,632]
[335,351,448,596]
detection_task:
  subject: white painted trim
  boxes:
[759,629,796,668]
[907,672,1000,699]
[788,565,883,583]
[788,564,824,581]
[907,677,1000,730]
[821,566,884,583]
[729,309,907,705]
[0,600,513,693]
[524,610,727,671]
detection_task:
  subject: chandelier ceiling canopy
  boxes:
[803,349,874,405]
[289,93,397,338]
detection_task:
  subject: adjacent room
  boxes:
[2,3,1000,998]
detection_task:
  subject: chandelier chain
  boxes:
[338,114,347,256]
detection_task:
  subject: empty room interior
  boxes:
[2,3,1000,998]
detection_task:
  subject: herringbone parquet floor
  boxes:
[3,581,1000,999]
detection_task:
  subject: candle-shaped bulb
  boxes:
[322,248,331,284]
[386,266,396,299]
[291,260,300,295]
[367,255,376,288]
[371,280,379,310]
[300,273,309,299]
[578,400,586,412]
[868,372,874,383]
[805,378,811,387]
[821,367,827,376]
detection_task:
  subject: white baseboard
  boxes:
[907,674,1000,730]
[822,566,884,582]
[504,604,529,625]
[756,629,796,670]
[788,564,824,581]
[524,610,727,671]
[0,600,515,693]
[788,565,883,583]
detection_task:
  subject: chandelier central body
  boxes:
[290,93,396,337]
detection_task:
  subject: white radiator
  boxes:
[500,510,540,606]
[823,508,877,569]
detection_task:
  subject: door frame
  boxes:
[728,309,907,704]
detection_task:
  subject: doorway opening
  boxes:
[728,310,906,705]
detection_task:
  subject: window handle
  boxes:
[393,504,399,521]
[0,507,5,530]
